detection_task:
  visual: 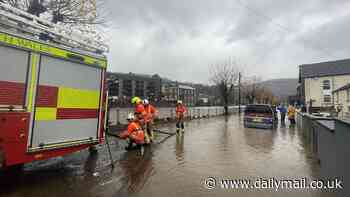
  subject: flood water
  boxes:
[0,115,336,197]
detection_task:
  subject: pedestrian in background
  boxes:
[277,104,287,123]
[175,100,187,134]
[287,104,296,125]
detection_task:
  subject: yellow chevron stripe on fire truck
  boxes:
[57,87,100,109]
[35,107,57,120]
[0,32,107,68]
[28,53,39,112]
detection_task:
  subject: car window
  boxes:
[245,105,272,114]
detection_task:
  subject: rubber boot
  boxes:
[125,143,133,151]
[89,145,98,154]
[144,132,151,144]
[149,130,154,143]
[147,124,154,143]
[140,145,145,155]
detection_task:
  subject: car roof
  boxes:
[246,104,271,107]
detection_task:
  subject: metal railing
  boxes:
[109,106,244,125]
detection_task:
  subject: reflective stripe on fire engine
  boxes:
[57,87,100,109]
[104,90,109,130]
[0,32,107,68]
[28,53,39,112]
[35,107,98,120]
[35,107,57,120]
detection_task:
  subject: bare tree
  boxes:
[1,0,109,43]
[210,59,241,115]
[1,0,107,24]
[243,76,277,105]
[243,76,262,104]
[256,86,276,104]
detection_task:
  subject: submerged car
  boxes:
[244,104,276,129]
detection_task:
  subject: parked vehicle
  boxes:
[0,3,108,170]
[244,104,276,129]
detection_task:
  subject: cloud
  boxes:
[104,0,350,83]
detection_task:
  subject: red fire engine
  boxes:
[0,3,108,169]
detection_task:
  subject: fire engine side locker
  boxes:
[0,43,31,167]
[29,54,103,151]
[0,30,107,167]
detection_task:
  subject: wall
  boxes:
[334,120,350,197]
[296,112,350,197]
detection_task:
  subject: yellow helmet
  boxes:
[131,96,141,104]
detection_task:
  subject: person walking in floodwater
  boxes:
[287,104,296,125]
[175,100,187,134]
[277,104,287,123]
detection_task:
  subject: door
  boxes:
[0,45,30,110]
[30,55,103,149]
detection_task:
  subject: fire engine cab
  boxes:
[0,3,108,169]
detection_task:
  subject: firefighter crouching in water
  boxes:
[131,97,151,144]
[143,99,158,143]
[175,100,187,134]
[118,113,145,150]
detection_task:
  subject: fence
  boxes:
[109,106,243,125]
[296,112,350,197]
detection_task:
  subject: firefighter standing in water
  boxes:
[131,97,151,144]
[143,99,158,143]
[118,113,145,150]
[175,100,187,134]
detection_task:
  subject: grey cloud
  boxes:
[297,12,350,56]
[105,0,350,83]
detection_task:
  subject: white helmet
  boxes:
[127,113,135,120]
[143,99,149,105]
[177,100,182,104]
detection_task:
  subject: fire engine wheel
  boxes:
[0,150,4,171]
[89,145,98,154]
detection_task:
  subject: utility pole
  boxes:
[238,72,241,114]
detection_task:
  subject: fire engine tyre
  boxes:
[0,150,4,171]
[89,145,98,154]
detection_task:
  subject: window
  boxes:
[122,80,132,97]
[323,80,331,90]
[135,80,144,97]
[336,92,339,103]
[347,89,350,102]
[324,95,331,103]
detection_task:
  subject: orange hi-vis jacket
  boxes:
[119,121,145,144]
[144,104,157,123]
[176,104,187,119]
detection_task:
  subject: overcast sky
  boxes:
[104,0,350,84]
